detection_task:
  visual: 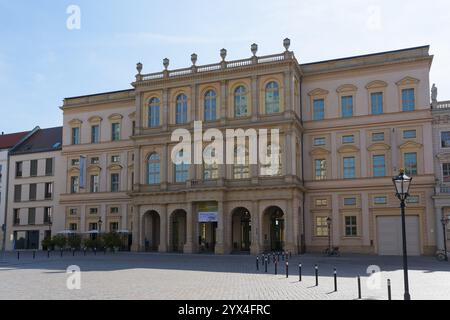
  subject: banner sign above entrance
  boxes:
[198,212,218,222]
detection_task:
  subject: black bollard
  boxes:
[33,251,36,259]
[286,261,289,278]
[299,263,302,282]
[256,256,259,270]
[275,260,278,275]
[17,251,19,260]
[47,250,50,258]
[264,256,268,273]
[60,249,63,258]
[94,247,97,256]
[282,252,285,261]
[315,264,319,286]
[289,251,292,259]
[72,249,75,257]
[387,279,392,301]
[268,253,270,265]
[277,252,280,261]
[334,268,337,292]
[273,253,276,264]
[357,276,362,299]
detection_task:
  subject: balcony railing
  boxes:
[437,184,450,194]
[434,101,450,110]
[137,52,295,83]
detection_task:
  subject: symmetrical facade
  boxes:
[5,127,63,250]
[58,42,437,256]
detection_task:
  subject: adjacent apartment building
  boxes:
[0,130,32,250]
[5,127,63,250]
[59,41,437,256]
[431,98,450,252]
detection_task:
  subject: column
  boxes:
[159,205,168,252]
[284,71,292,119]
[220,80,227,125]
[134,147,141,188]
[162,89,169,131]
[251,75,258,122]
[391,128,398,172]
[360,129,367,177]
[361,192,370,247]
[161,144,168,190]
[135,92,142,135]
[215,201,225,254]
[284,131,293,181]
[331,132,338,179]
[284,199,296,253]
[131,205,140,251]
[331,193,340,247]
[184,202,194,253]
[80,205,86,233]
[250,200,260,254]
[191,84,197,123]
[435,207,445,250]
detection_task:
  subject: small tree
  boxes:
[103,232,122,250]
[52,234,67,250]
[41,237,54,251]
[67,234,82,250]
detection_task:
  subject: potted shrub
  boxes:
[103,232,122,252]
[67,234,82,250]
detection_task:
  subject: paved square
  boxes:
[0,252,449,300]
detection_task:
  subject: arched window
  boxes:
[203,146,218,180]
[234,86,248,118]
[204,90,217,121]
[233,145,250,179]
[174,150,189,182]
[260,144,282,176]
[176,94,188,124]
[265,81,280,114]
[147,153,160,184]
[148,98,160,127]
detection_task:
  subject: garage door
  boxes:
[377,216,420,256]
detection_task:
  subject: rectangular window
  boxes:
[313,99,325,120]
[44,182,53,199]
[90,157,100,165]
[373,155,386,177]
[30,160,38,177]
[343,157,356,179]
[69,223,78,231]
[406,195,419,204]
[72,127,80,145]
[89,208,98,215]
[45,158,53,176]
[89,223,98,231]
[443,163,450,182]
[403,130,416,139]
[371,92,383,115]
[341,96,353,118]
[71,158,79,166]
[110,207,119,214]
[315,217,329,237]
[175,163,189,183]
[315,199,328,207]
[14,185,22,202]
[342,135,354,144]
[314,159,326,180]
[29,183,37,201]
[28,208,36,225]
[16,162,23,177]
[13,209,20,225]
[70,176,79,194]
[313,137,326,146]
[91,125,100,144]
[111,155,120,163]
[132,121,136,136]
[69,208,78,215]
[110,222,119,232]
[404,152,418,176]
[44,207,52,224]
[374,196,387,204]
[90,175,99,193]
[402,88,415,111]
[111,123,120,141]
[372,132,385,142]
[344,197,357,206]
[441,131,450,148]
[345,216,357,237]
[111,173,120,192]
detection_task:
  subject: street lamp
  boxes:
[326,217,332,254]
[98,218,103,235]
[392,169,413,300]
[441,216,449,261]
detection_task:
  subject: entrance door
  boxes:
[27,231,39,250]
[241,219,251,251]
[270,218,284,251]
[199,222,217,253]
[172,219,180,252]
[377,216,420,256]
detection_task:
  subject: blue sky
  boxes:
[1,0,450,133]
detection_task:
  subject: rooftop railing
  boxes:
[435,100,450,110]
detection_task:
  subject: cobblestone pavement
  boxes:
[0,251,449,300]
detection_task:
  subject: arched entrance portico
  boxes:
[170,209,187,252]
[262,206,285,252]
[143,210,160,251]
[231,207,251,253]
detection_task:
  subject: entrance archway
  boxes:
[231,207,251,253]
[143,210,160,251]
[170,209,187,252]
[262,206,284,251]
